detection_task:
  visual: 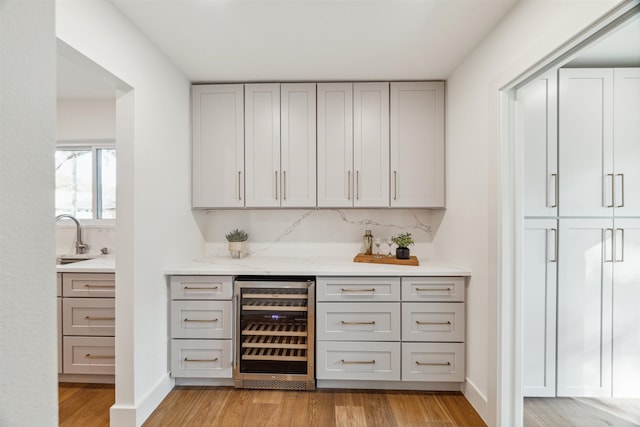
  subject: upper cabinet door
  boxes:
[353,82,389,207]
[613,68,640,217]
[317,83,354,208]
[281,83,316,208]
[245,84,281,208]
[192,85,244,208]
[559,68,614,217]
[520,73,558,217]
[390,82,445,208]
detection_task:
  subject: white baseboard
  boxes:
[462,377,489,425]
[110,373,174,427]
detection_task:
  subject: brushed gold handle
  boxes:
[84,316,115,321]
[183,286,219,291]
[238,171,242,201]
[341,359,375,365]
[184,357,219,362]
[85,354,115,359]
[341,320,376,325]
[416,361,450,366]
[184,318,218,323]
[416,321,451,325]
[283,170,287,201]
[341,288,375,293]
[84,284,115,289]
[394,170,397,201]
[348,171,351,201]
[415,287,452,292]
[356,170,360,200]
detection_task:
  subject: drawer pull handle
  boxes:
[341,321,376,325]
[416,321,451,325]
[85,354,115,359]
[183,286,219,291]
[341,359,375,365]
[415,287,452,292]
[84,284,115,289]
[184,357,219,362]
[184,318,219,323]
[340,288,375,293]
[84,316,115,321]
[416,361,451,366]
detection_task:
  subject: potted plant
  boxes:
[225,229,248,258]
[391,232,414,259]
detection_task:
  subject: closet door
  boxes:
[559,69,613,217]
[521,72,558,217]
[613,68,640,217]
[317,83,353,207]
[522,219,557,397]
[612,218,640,397]
[245,84,280,207]
[557,218,613,397]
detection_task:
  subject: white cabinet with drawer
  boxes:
[317,302,400,342]
[59,272,116,382]
[316,276,400,302]
[401,342,465,382]
[316,341,401,381]
[169,276,233,381]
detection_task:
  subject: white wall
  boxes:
[438,0,625,425]
[0,0,58,425]
[56,1,204,425]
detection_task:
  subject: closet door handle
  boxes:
[238,171,242,201]
[274,171,278,200]
[283,170,287,201]
[550,173,558,208]
[616,228,625,263]
[607,174,615,208]
[605,228,614,263]
[356,171,360,201]
[617,174,625,208]
[348,171,351,200]
[394,171,398,201]
[549,228,558,263]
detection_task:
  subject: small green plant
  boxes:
[225,229,248,242]
[391,232,414,248]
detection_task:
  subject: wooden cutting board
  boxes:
[353,253,419,266]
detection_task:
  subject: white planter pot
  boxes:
[228,241,245,258]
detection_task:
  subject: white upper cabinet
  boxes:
[559,68,614,217]
[521,73,558,217]
[245,84,281,208]
[192,85,244,208]
[317,83,354,207]
[280,83,316,207]
[613,68,640,217]
[353,82,389,207]
[390,82,445,208]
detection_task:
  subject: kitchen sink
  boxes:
[56,255,97,265]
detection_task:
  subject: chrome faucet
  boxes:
[55,214,88,254]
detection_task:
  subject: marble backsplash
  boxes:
[201,208,444,259]
[56,223,116,256]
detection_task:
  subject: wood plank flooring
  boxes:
[142,387,486,427]
[59,383,114,427]
[524,397,640,427]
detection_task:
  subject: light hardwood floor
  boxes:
[524,397,640,427]
[58,383,486,426]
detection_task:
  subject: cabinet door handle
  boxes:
[184,318,218,323]
[85,354,115,359]
[341,359,375,365]
[348,171,351,201]
[416,361,451,366]
[550,173,558,208]
[283,170,287,201]
[184,357,218,363]
[183,286,218,291]
[415,287,452,292]
[617,174,625,208]
[616,228,625,263]
[416,321,451,325]
[607,174,615,207]
[341,288,375,293]
[549,228,558,263]
[275,171,278,200]
[605,228,614,263]
[341,320,376,325]
[356,171,360,200]
[394,171,398,201]
[238,171,242,201]
[84,316,115,321]
[84,284,115,289]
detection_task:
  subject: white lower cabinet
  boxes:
[59,272,115,381]
[316,276,466,387]
[169,276,233,380]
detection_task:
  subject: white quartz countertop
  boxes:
[56,256,115,273]
[164,256,470,277]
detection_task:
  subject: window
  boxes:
[55,143,116,219]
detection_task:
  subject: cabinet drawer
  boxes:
[63,298,115,336]
[402,303,464,342]
[171,300,232,339]
[170,275,233,300]
[63,273,115,298]
[402,277,465,302]
[63,336,115,375]
[402,342,465,382]
[317,302,400,341]
[171,339,232,378]
[316,341,400,381]
[317,277,400,302]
